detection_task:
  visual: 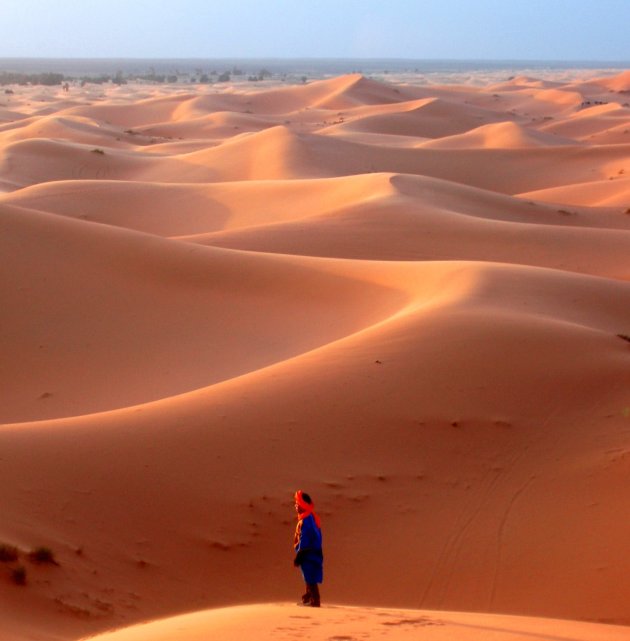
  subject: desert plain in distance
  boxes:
[0,67,629,641]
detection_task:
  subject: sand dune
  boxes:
[0,114,152,148]
[174,125,337,181]
[318,96,510,138]
[537,102,630,141]
[0,173,396,235]
[0,107,30,123]
[475,84,585,122]
[63,92,199,127]
[419,120,578,148]
[80,604,630,641]
[487,75,561,90]
[3,131,627,193]
[132,110,279,141]
[183,196,630,280]
[120,74,422,125]
[1,259,630,636]
[591,69,630,92]
[0,203,408,423]
[520,176,630,207]
[5,172,628,240]
[169,127,630,192]
[0,138,163,189]
[1,70,630,641]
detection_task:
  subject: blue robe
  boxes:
[294,513,323,584]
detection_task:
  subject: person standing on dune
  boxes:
[293,490,323,607]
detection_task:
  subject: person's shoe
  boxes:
[308,583,321,607]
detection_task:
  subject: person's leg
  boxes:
[308,583,320,607]
[301,583,311,604]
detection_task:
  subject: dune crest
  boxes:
[80,604,630,641]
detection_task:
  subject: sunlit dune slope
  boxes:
[131,110,278,141]
[0,138,164,189]
[519,176,630,207]
[62,92,199,127]
[0,114,152,148]
[419,121,578,148]
[319,97,512,138]
[591,69,630,92]
[80,604,630,641]
[537,102,630,141]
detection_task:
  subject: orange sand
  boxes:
[0,71,629,641]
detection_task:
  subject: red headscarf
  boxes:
[294,490,321,547]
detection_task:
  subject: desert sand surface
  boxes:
[0,70,629,641]
[80,604,630,641]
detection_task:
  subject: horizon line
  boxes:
[1,56,629,64]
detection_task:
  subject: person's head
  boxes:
[294,490,312,513]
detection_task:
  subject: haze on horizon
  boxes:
[1,0,629,61]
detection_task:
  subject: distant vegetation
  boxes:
[0,71,64,86]
[135,72,179,83]
[248,69,273,82]
[0,67,298,87]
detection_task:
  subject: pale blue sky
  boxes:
[1,0,628,60]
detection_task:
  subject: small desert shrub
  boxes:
[91,148,105,155]
[0,544,19,562]
[28,546,57,565]
[11,566,27,585]
[617,334,630,343]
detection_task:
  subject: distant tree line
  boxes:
[0,67,293,87]
[0,72,65,86]
[133,73,179,84]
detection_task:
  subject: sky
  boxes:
[0,0,628,60]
